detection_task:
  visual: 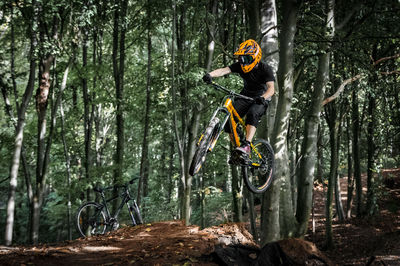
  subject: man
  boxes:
[202,39,275,156]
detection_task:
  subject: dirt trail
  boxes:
[0,221,331,265]
[1,169,399,265]
[0,221,262,265]
[307,168,400,265]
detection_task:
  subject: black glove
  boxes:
[202,73,212,84]
[255,96,268,106]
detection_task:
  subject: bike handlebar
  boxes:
[94,177,139,193]
[210,82,254,102]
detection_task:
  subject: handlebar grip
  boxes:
[94,177,139,192]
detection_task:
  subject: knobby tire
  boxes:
[242,139,275,194]
[189,117,220,176]
[76,202,107,237]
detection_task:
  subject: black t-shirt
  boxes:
[229,61,275,97]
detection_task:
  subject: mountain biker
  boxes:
[202,39,275,157]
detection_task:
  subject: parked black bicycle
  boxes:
[76,178,143,237]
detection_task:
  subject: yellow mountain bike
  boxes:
[189,82,275,194]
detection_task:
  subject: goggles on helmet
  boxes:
[239,55,254,65]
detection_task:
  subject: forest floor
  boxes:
[0,168,399,265]
[305,168,400,265]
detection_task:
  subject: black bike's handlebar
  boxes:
[94,177,139,193]
[211,82,254,102]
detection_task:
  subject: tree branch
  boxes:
[380,70,400,75]
[373,53,400,66]
[322,74,363,106]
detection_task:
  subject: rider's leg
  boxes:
[245,124,257,142]
[236,103,267,154]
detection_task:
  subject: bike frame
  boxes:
[201,83,263,163]
[97,186,138,225]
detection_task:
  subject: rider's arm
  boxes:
[209,67,231,78]
[262,81,275,100]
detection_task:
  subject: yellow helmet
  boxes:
[234,39,262,73]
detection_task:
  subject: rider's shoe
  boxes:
[235,141,251,165]
[236,140,251,155]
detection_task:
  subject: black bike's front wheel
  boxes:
[129,201,143,225]
[76,202,107,237]
[189,117,220,176]
[242,139,275,194]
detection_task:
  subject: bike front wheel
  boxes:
[76,202,107,237]
[242,139,275,194]
[189,117,220,176]
[129,201,143,225]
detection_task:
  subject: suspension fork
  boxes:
[203,107,230,152]
[127,200,140,225]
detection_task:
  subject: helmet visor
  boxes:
[239,55,254,65]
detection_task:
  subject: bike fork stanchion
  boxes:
[127,202,137,225]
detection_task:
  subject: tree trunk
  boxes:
[112,0,128,207]
[31,46,54,244]
[346,115,354,218]
[246,189,258,241]
[352,89,363,216]
[4,1,38,245]
[316,125,324,183]
[261,0,299,245]
[138,4,152,208]
[231,163,243,222]
[335,174,345,221]
[259,0,279,139]
[82,25,93,203]
[366,92,377,215]
[296,0,335,236]
[245,0,260,40]
[59,59,73,240]
[325,108,340,249]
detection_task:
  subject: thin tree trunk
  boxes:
[112,0,127,208]
[59,59,73,240]
[4,1,38,245]
[246,189,258,241]
[325,109,339,249]
[366,92,377,215]
[231,163,243,222]
[352,89,363,216]
[316,125,324,183]
[346,115,354,218]
[137,5,152,208]
[82,25,93,203]
[246,0,260,40]
[335,174,345,221]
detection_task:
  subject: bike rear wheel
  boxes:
[189,117,220,176]
[242,139,275,194]
[76,202,107,237]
